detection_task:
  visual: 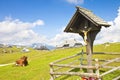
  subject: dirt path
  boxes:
[0,62,15,67]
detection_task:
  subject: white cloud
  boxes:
[1,7,120,47]
[0,17,46,45]
[66,0,84,4]
[95,7,120,44]
[49,7,120,46]
[33,20,44,26]
[0,17,44,34]
[47,27,84,46]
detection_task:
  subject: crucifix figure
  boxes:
[80,28,92,45]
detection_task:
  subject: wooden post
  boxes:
[80,30,100,73]
[86,31,94,73]
[50,63,55,80]
[95,59,101,80]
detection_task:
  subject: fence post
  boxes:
[50,63,55,80]
[95,59,102,80]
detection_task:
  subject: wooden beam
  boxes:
[100,66,120,77]
[50,53,81,64]
[113,75,120,80]
[51,64,98,69]
[54,60,78,71]
[55,68,75,78]
[101,58,120,67]
[50,72,98,78]
[101,66,116,69]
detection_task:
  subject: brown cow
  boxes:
[15,56,28,66]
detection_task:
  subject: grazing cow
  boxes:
[15,56,28,66]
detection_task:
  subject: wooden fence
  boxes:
[49,53,120,80]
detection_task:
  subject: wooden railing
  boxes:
[49,53,120,80]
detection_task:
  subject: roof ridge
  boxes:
[76,6,110,27]
[76,6,92,12]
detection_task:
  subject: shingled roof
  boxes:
[64,6,111,32]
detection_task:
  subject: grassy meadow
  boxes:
[0,42,120,80]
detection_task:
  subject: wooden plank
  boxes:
[54,60,78,71]
[50,72,98,78]
[55,68,75,78]
[51,64,97,69]
[100,66,120,77]
[113,75,120,80]
[101,58,120,67]
[50,53,81,64]
[101,66,116,69]
[93,52,120,54]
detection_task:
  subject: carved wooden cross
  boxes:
[64,6,110,73]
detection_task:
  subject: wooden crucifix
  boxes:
[79,20,100,73]
[64,6,110,73]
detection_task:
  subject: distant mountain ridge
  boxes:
[32,43,55,50]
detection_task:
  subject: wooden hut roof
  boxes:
[64,6,111,32]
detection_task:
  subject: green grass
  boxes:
[0,47,82,80]
[93,42,120,52]
[0,43,120,80]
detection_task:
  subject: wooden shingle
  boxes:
[64,6,110,33]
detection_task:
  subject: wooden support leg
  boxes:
[83,30,100,73]
[86,33,93,73]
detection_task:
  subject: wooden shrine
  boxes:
[50,6,120,80]
[64,6,111,73]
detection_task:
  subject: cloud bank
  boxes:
[95,7,120,44]
[0,7,120,47]
[48,32,84,47]
[51,7,120,46]
[0,17,45,45]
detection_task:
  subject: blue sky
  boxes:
[0,0,120,46]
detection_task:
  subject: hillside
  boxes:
[0,42,120,80]
[93,42,120,52]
